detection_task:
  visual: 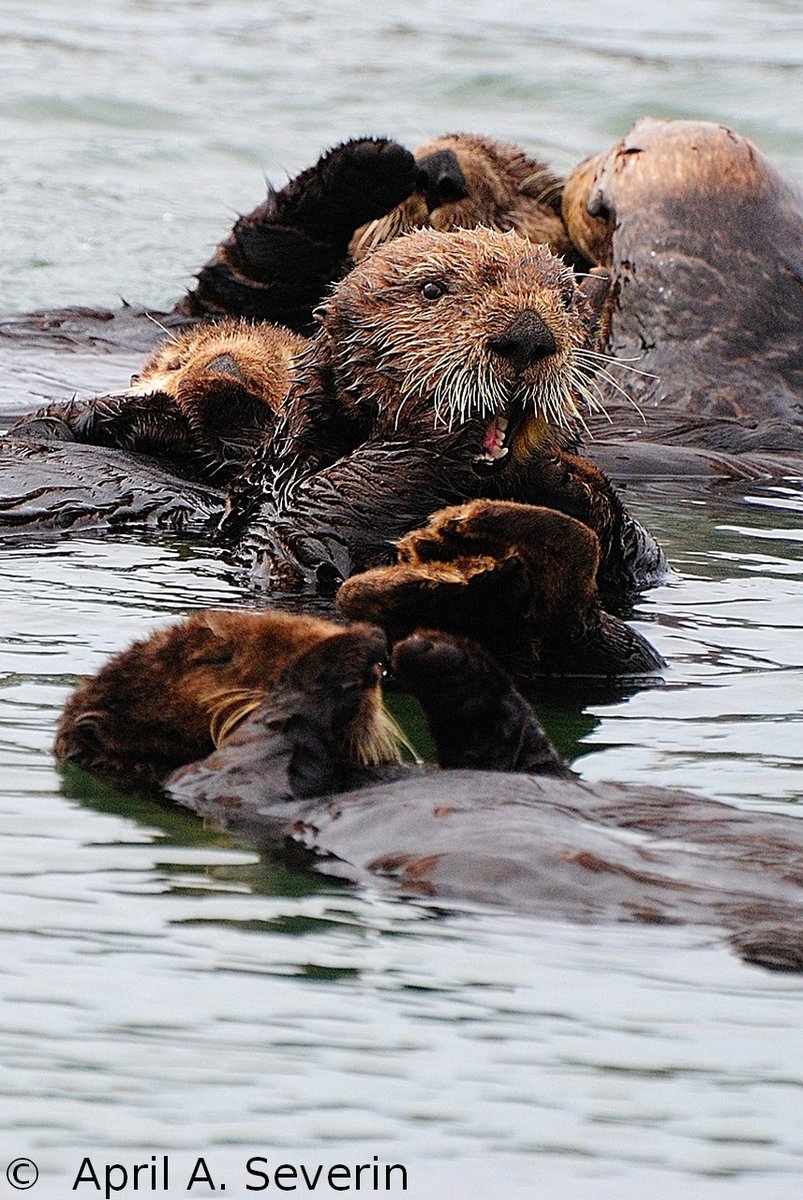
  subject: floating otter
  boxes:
[227,226,664,607]
[179,133,580,332]
[562,118,803,481]
[349,132,579,266]
[56,612,803,974]
[11,318,304,486]
[1,228,664,674]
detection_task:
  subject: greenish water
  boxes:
[1,4,802,1198]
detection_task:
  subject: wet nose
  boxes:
[415,149,470,211]
[488,311,557,371]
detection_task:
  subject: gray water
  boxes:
[1,3,803,1198]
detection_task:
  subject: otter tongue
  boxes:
[482,413,509,460]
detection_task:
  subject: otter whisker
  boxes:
[575,346,658,381]
[574,357,648,421]
[347,695,419,767]
[205,687,267,747]
[568,373,610,432]
[144,312,182,343]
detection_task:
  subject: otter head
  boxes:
[54,610,407,787]
[316,226,610,471]
[350,133,576,264]
[126,318,305,473]
[54,610,341,784]
[129,319,302,409]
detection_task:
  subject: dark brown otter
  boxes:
[58,615,803,974]
[54,608,405,787]
[226,226,664,607]
[178,133,581,332]
[562,118,803,480]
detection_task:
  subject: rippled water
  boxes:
[1,3,802,1198]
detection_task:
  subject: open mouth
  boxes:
[473,404,525,469]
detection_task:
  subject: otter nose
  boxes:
[488,311,557,371]
[415,149,470,212]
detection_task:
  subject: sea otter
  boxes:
[11,318,304,486]
[178,132,581,331]
[4,227,664,630]
[56,612,803,974]
[225,226,665,608]
[561,117,803,481]
[349,132,580,266]
[54,608,409,788]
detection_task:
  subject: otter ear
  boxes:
[578,267,611,320]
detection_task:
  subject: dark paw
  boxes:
[319,138,418,223]
[392,629,475,688]
[10,415,76,443]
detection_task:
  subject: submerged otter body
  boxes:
[229,226,664,607]
[562,118,803,481]
[57,613,803,974]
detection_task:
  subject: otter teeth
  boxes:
[477,412,510,463]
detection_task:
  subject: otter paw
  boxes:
[316,138,418,227]
[392,629,474,686]
[392,629,567,775]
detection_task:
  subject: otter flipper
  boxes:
[339,500,664,680]
[180,138,417,332]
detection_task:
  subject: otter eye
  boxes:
[421,280,447,301]
[560,283,576,310]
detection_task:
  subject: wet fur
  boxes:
[55,609,360,785]
[338,501,664,679]
[226,227,663,605]
[350,132,581,267]
[562,118,803,461]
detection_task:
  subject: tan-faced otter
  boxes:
[561,118,803,482]
[12,318,304,486]
[56,614,803,974]
[226,226,664,607]
[349,132,580,266]
[178,133,581,332]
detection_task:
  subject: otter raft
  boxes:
[2,5,803,1195]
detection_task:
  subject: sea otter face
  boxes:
[561,151,615,266]
[129,318,304,412]
[324,227,610,470]
[54,610,342,782]
[350,133,570,262]
[55,610,406,785]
